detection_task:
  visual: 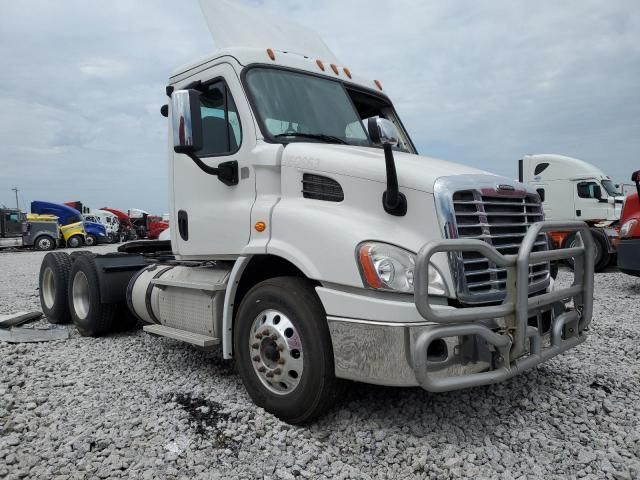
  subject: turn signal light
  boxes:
[316,59,325,71]
[267,48,276,61]
[330,64,339,75]
[255,221,266,232]
[343,68,352,79]
[374,80,383,91]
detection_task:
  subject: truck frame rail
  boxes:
[413,221,594,392]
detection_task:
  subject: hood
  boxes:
[281,143,492,193]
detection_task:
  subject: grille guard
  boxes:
[412,220,594,392]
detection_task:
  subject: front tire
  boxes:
[85,234,97,247]
[39,252,72,324]
[565,230,610,272]
[35,235,56,251]
[68,256,116,336]
[234,276,340,424]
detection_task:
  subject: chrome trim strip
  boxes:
[327,315,437,328]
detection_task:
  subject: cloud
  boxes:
[0,0,638,213]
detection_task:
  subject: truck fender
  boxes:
[222,256,252,359]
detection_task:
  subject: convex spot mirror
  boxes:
[171,89,203,154]
[367,117,399,147]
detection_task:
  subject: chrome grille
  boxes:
[451,189,550,304]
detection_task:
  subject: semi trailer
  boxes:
[37,0,595,423]
[618,170,640,276]
[519,154,623,271]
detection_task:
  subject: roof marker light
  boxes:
[330,64,339,75]
[343,68,352,79]
[316,59,325,71]
[374,80,383,91]
[267,48,276,61]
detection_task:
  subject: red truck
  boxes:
[617,170,640,276]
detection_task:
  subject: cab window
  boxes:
[577,182,599,199]
[199,81,242,156]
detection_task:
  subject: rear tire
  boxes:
[35,235,56,251]
[67,235,83,248]
[39,252,72,324]
[68,256,116,336]
[234,276,340,424]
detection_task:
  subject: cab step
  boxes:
[143,324,219,348]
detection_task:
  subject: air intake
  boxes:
[302,174,344,202]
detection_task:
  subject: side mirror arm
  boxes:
[184,153,239,186]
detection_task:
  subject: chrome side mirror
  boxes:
[171,89,203,154]
[367,117,399,147]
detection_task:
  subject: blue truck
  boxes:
[31,201,108,247]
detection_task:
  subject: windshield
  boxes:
[244,67,413,152]
[602,179,619,196]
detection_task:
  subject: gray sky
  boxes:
[1,0,638,213]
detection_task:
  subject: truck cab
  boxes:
[519,154,622,270]
[618,170,640,276]
[37,3,595,423]
[1,209,59,250]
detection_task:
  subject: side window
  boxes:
[577,182,598,199]
[534,163,549,176]
[199,81,242,156]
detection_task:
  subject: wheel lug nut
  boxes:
[252,356,260,362]
[273,368,282,375]
[277,358,285,365]
[277,345,284,352]
[270,334,278,340]
[266,371,274,378]
[252,343,259,349]
[258,366,266,373]
[255,333,263,339]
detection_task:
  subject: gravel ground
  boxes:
[1,246,639,479]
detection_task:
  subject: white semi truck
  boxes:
[36,1,595,423]
[519,154,623,271]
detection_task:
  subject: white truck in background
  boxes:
[519,154,623,271]
[83,209,120,243]
[35,0,595,423]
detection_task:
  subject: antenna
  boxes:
[11,187,19,209]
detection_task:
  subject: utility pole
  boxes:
[11,187,19,209]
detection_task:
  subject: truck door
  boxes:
[574,181,610,220]
[3,211,24,237]
[171,63,256,257]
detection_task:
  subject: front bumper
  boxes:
[327,221,595,391]
[618,238,640,276]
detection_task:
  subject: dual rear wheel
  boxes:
[38,252,136,335]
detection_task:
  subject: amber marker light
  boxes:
[343,67,352,79]
[374,80,383,91]
[330,63,339,75]
[358,244,384,289]
[266,48,276,61]
[316,59,325,71]
[548,231,568,249]
[254,221,266,232]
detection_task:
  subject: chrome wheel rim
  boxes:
[249,309,304,395]
[39,238,52,250]
[85,236,95,246]
[72,271,90,320]
[42,267,56,309]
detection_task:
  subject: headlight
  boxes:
[357,242,447,295]
[620,219,638,238]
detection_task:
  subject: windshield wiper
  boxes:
[274,132,348,145]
